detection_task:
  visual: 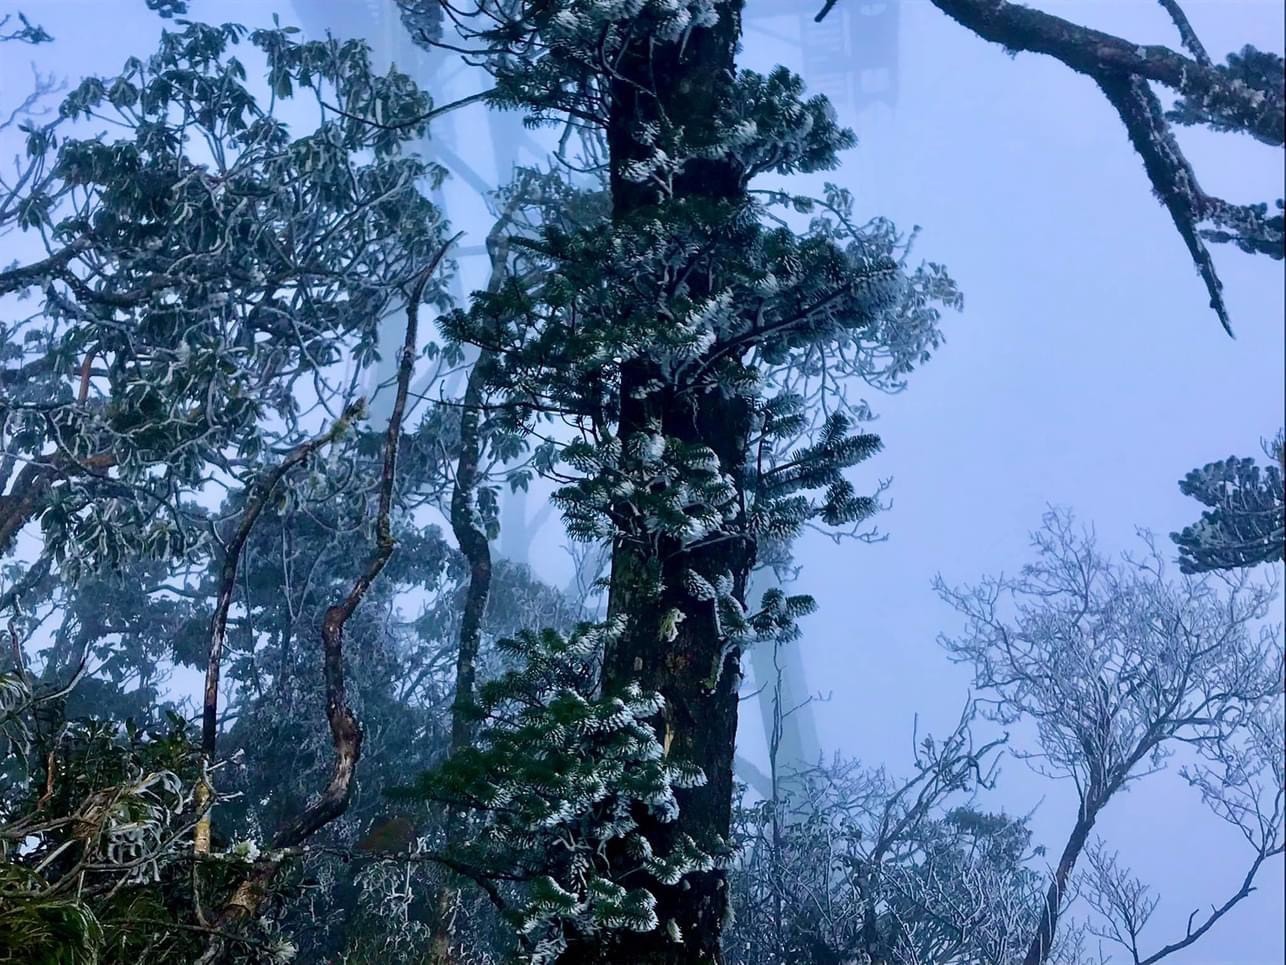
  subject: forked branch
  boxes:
[194,237,457,961]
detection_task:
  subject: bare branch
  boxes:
[1155,0,1211,67]
[920,0,1285,333]
[927,0,1282,146]
[194,237,457,962]
[194,403,366,855]
[937,508,1282,965]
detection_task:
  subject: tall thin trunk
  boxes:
[194,410,360,855]
[432,209,515,961]
[195,247,454,962]
[447,359,492,758]
[431,353,493,965]
[768,642,786,961]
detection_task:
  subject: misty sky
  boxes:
[4,1,1282,961]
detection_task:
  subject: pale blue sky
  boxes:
[6,1,1281,961]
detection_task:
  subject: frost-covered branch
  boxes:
[821,0,1286,333]
[0,11,50,44]
[195,248,454,963]
[936,508,1283,964]
[194,403,367,856]
[1155,0,1210,66]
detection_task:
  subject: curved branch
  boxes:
[1156,0,1211,67]
[913,0,1285,334]
[1136,843,1282,965]
[927,0,1282,146]
[194,236,458,962]
[194,404,365,854]
[1096,72,1232,335]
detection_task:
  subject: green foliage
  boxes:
[0,676,222,964]
[399,623,713,962]
[144,0,189,17]
[0,15,458,961]
[0,897,102,965]
[441,188,930,585]
[1167,45,1286,142]
[751,403,882,542]
[1171,430,1285,572]
[0,1,965,959]
[3,18,447,575]
[396,0,444,48]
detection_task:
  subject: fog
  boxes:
[2,0,1282,961]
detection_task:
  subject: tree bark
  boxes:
[1023,805,1100,965]
[564,4,754,961]
[926,0,1283,146]
[195,409,361,855]
[0,462,53,557]
[195,248,453,962]
[430,207,520,963]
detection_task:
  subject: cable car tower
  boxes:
[749,0,899,116]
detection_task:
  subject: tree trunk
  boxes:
[1023,805,1100,965]
[431,353,494,965]
[565,4,752,961]
[566,386,753,965]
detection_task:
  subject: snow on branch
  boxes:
[822,0,1285,335]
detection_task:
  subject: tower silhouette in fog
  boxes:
[751,0,899,117]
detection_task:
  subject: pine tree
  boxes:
[425,3,955,960]
[1171,430,1285,573]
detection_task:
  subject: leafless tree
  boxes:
[726,643,1026,965]
[934,508,1284,965]
[1079,690,1283,965]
